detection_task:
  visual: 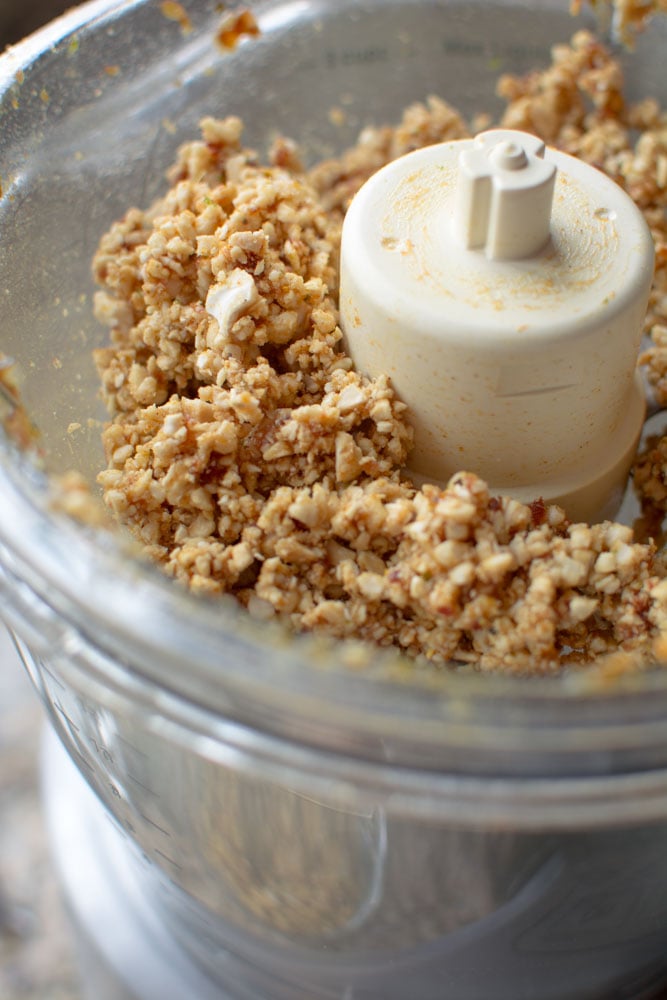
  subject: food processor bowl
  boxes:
[2,1,667,998]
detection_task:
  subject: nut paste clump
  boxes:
[93,32,667,674]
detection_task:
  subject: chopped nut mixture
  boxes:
[572,0,667,45]
[0,356,40,452]
[93,33,667,674]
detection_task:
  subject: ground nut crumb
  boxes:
[93,34,667,675]
[572,0,667,46]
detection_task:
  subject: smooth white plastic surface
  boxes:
[340,130,655,522]
[455,130,556,260]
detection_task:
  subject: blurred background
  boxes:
[0,5,84,999]
[0,629,81,999]
[0,0,77,46]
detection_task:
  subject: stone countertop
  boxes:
[0,625,82,1000]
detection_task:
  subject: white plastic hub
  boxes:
[455,131,556,259]
[339,129,655,522]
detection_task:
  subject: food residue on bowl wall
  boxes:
[159,0,193,36]
[216,9,261,51]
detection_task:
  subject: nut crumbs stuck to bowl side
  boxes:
[574,0,667,45]
[92,31,667,675]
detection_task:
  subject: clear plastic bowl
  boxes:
[2,1,667,997]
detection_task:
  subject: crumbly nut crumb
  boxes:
[571,0,667,46]
[92,34,667,674]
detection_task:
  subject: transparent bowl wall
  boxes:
[2,2,667,998]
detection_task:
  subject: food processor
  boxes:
[1,1,667,998]
[339,126,654,520]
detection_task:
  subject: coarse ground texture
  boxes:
[93,31,667,675]
[573,0,667,45]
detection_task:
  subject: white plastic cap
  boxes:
[455,131,556,259]
[339,129,655,522]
